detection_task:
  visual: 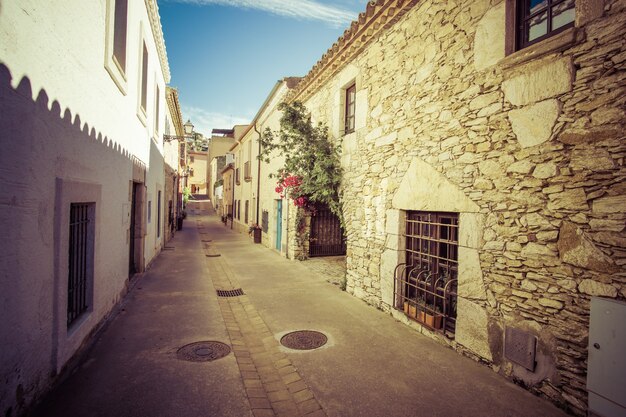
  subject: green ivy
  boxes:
[259,101,343,222]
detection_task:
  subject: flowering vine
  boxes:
[259,101,343,221]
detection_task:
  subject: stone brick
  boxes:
[578,279,618,297]
[508,100,560,148]
[502,57,573,106]
[557,222,618,273]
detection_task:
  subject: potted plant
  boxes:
[248,223,262,244]
[419,302,443,329]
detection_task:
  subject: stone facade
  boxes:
[281,0,625,414]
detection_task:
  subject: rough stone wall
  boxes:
[300,0,626,414]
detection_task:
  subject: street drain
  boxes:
[177,341,231,362]
[216,288,244,297]
[206,254,221,257]
[280,331,327,350]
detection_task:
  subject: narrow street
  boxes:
[33,206,569,417]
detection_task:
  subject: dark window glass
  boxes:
[141,43,148,112]
[113,0,128,72]
[517,0,574,49]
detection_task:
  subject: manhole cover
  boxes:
[177,341,231,362]
[280,331,327,350]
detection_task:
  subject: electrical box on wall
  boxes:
[587,297,626,417]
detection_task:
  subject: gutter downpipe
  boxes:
[231,164,235,230]
[253,123,261,227]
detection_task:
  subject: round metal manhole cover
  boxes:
[176,341,231,362]
[280,330,328,350]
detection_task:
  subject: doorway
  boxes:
[129,182,144,276]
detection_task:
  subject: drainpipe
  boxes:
[231,165,235,230]
[253,123,261,226]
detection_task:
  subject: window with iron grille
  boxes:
[67,203,94,327]
[262,210,269,233]
[516,0,574,50]
[394,211,458,337]
[237,200,241,220]
[344,83,356,134]
[245,200,249,224]
[244,161,251,181]
[157,191,161,238]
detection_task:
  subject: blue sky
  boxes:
[158,0,368,136]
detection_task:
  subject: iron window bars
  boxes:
[394,211,459,337]
[67,203,92,326]
[517,0,575,50]
[344,84,356,134]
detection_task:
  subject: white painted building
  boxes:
[0,1,171,415]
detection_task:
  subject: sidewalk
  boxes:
[32,210,571,417]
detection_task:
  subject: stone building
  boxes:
[0,0,172,415]
[273,0,624,415]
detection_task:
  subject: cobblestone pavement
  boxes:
[300,256,346,287]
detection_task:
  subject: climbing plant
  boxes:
[259,101,343,221]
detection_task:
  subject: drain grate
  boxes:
[216,288,244,297]
[202,239,213,242]
[280,330,327,350]
[177,341,231,362]
[206,254,221,257]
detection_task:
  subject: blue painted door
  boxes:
[276,200,282,250]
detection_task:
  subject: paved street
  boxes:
[33,208,570,417]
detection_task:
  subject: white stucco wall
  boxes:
[0,1,169,415]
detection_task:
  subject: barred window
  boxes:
[344,83,356,134]
[68,203,94,327]
[394,211,458,337]
[262,210,269,233]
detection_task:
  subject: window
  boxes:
[344,83,356,134]
[516,0,574,50]
[104,0,128,93]
[113,0,128,72]
[262,210,269,233]
[157,191,162,238]
[147,200,152,223]
[140,42,148,113]
[237,200,241,220]
[244,161,251,181]
[154,84,160,134]
[190,156,194,163]
[245,200,249,224]
[67,203,95,327]
[236,168,241,185]
[394,212,458,337]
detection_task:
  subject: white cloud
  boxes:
[165,0,357,27]
[182,106,251,136]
